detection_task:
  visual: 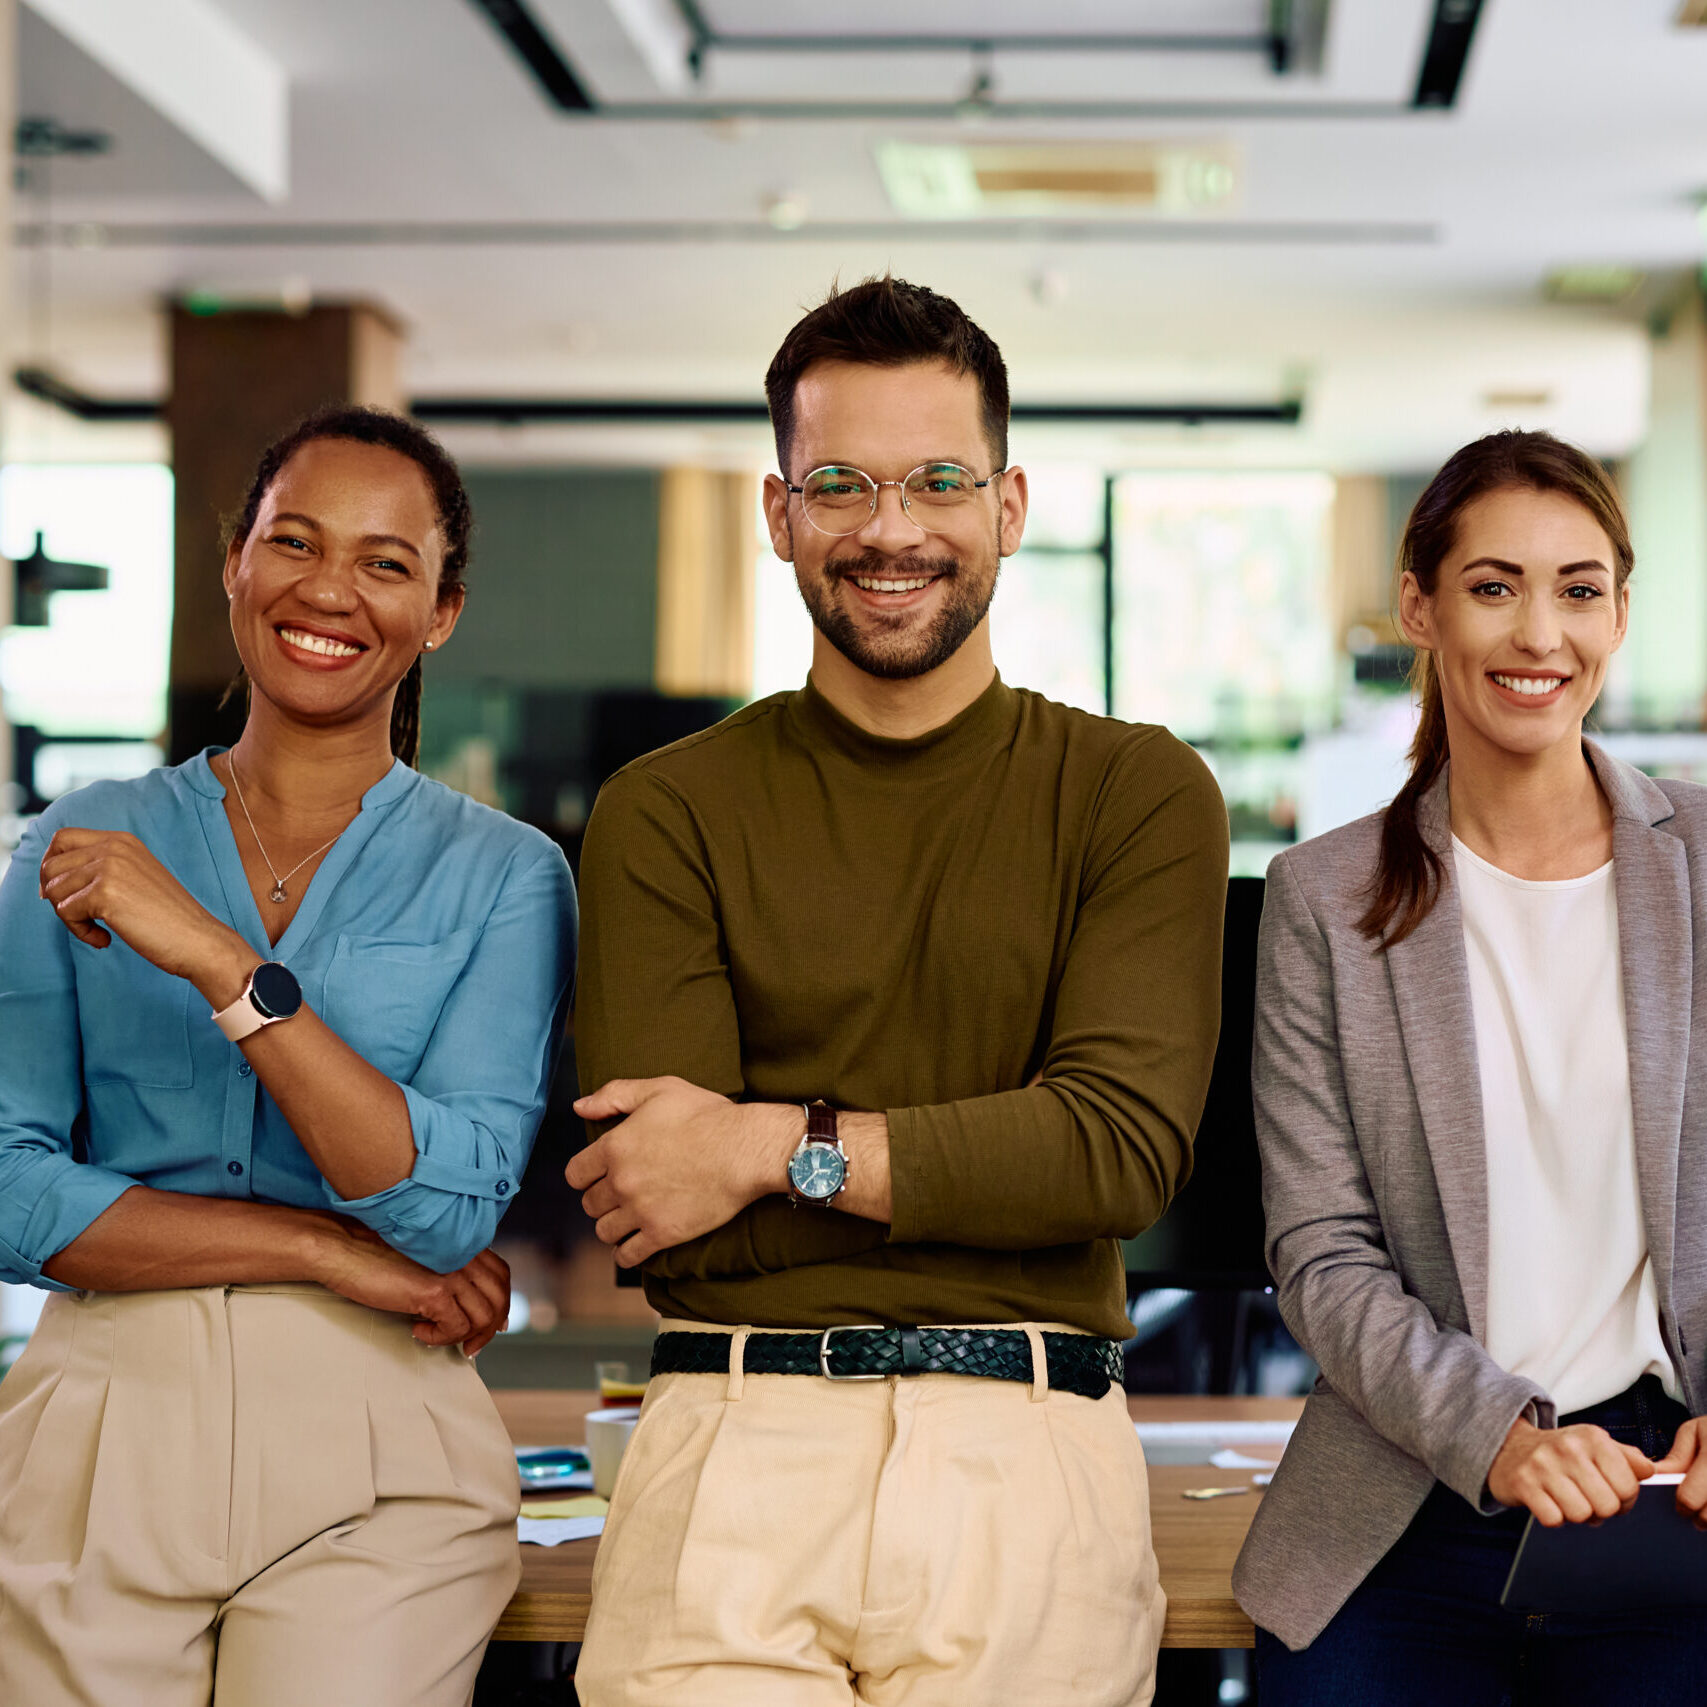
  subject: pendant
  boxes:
[270,882,288,904]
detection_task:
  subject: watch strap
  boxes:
[212,965,279,1043]
[789,1100,847,1207]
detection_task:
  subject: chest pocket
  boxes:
[321,927,479,1083]
[76,941,194,1089]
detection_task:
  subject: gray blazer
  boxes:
[1233,743,1707,1651]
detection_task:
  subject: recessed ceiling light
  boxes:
[762,191,808,231]
[1543,266,1644,304]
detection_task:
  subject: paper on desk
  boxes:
[1134,1421,1297,1444]
[518,1515,606,1546]
[1210,1448,1282,1470]
[523,1496,609,1520]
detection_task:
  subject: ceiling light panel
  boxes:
[877,142,1238,220]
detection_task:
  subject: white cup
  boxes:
[584,1407,640,1499]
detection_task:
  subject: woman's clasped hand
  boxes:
[309,1218,513,1356]
[1488,1412,1707,1530]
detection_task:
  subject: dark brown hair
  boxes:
[1359,429,1634,947]
[223,405,472,767]
[764,275,1010,475]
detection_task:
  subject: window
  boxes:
[0,464,174,739]
[1112,472,1336,739]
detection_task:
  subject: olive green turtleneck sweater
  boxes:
[575,674,1229,1339]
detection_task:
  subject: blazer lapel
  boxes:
[1384,769,1491,1339]
[1590,743,1689,1303]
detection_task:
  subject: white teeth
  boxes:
[280,627,362,658]
[851,576,934,593]
[1492,673,1564,696]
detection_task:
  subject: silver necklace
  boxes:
[227,754,343,904]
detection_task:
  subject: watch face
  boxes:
[788,1143,846,1201]
[250,961,303,1021]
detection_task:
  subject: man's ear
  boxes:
[997,465,1028,559]
[762,474,795,562]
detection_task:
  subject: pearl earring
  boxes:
[423,640,436,651]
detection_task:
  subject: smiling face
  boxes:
[762,359,1027,682]
[222,437,463,734]
[1399,484,1629,765]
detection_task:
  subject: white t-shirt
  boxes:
[1453,836,1675,1414]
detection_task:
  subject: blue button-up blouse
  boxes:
[0,751,577,1287]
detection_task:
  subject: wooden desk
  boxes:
[492,1390,1301,1650]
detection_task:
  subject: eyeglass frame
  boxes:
[783,461,1009,536]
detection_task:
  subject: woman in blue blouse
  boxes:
[0,407,576,1707]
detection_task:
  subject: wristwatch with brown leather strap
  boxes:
[786,1101,849,1206]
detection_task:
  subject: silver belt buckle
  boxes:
[818,1324,890,1381]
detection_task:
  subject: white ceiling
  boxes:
[7,0,1703,473]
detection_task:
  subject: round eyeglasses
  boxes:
[785,463,1006,536]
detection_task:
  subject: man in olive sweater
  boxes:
[570,277,1228,1707]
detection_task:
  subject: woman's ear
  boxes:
[424,585,466,653]
[1610,580,1631,655]
[1396,570,1436,652]
[222,536,244,601]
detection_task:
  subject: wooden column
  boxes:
[164,302,404,762]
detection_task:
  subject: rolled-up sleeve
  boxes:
[0,817,139,1288]
[325,846,576,1270]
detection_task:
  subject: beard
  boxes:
[797,544,1001,682]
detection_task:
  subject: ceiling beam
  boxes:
[22,0,288,200]
[466,0,595,109]
[1412,0,1485,108]
[14,217,1438,248]
[11,366,1304,430]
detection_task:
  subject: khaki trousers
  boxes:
[578,1322,1164,1707]
[0,1284,521,1707]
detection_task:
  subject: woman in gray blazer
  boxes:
[1235,429,1707,1702]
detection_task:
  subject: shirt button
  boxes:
[237,1061,253,1078]
[495,1180,510,1197]
[227,1160,244,1177]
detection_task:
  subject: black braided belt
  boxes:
[650,1326,1123,1401]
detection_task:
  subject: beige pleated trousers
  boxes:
[577,1321,1164,1707]
[0,1283,521,1707]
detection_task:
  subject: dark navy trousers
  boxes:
[1255,1376,1707,1705]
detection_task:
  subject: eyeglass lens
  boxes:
[800,465,983,535]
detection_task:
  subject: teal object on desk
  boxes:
[517,1447,593,1492]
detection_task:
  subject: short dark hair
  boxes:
[764,276,1010,475]
[224,405,472,768]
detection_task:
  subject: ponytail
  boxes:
[1356,650,1448,946]
[390,656,423,769]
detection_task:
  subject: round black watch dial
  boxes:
[250,960,303,1021]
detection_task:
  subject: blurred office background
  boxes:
[5,0,1707,1398]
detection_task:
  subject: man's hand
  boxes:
[1650,1417,1707,1528]
[308,1216,511,1356]
[568,1076,800,1267]
[1487,1416,1653,1527]
[40,828,257,1006]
